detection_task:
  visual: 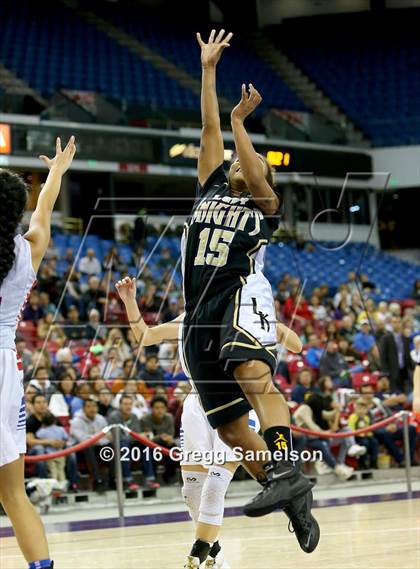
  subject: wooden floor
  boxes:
[1,500,419,568]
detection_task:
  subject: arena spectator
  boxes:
[293,393,354,480]
[357,299,380,325]
[121,358,137,380]
[140,396,176,483]
[157,246,173,269]
[366,344,382,372]
[37,312,67,345]
[87,365,101,381]
[25,384,41,413]
[140,283,162,312]
[26,394,63,478]
[107,395,157,490]
[38,258,60,301]
[304,334,323,370]
[104,328,132,363]
[291,368,314,404]
[82,276,107,318]
[284,292,313,322]
[61,268,82,308]
[16,337,33,369]
[333,284,351,309]
[379,316,413,391]
[334,298,352,320]
[309,295,327,320]
[48,372,76,416]
[353,321,376,354]
[359,383,417,466]
[168,382,190,439]
[91,377,107,400]
[70,383,93,416]
[376,375,408,411]
[113,379,149,419]
[140,354,166,389]
[338,315,356,343]
[347,398,379,469]
[85,308,107,340]
[29,366,56,400]
[388,302,402,318]
[36,412,69,482]
[103,247,125,272]
[325,321,339,341]
[100,347,123,381]
[377,301,391,323]
[158,341,177,373]
[337,338,363,369]
[97,388,114,417]
[319,341,350,387]
[53,347,76,379]
[350,292,364,318]
[70,399,112,492]
[163,296,182,323]
[275,281,289,304]
[22,291,44,323]
[79,248,102,275]
[63,305,86,340]
[411,335,420,363]
[346,271,359,295]
[64,247,76,266]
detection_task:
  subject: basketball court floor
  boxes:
[1,483,419,568]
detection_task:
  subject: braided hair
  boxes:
[0,169,28,287]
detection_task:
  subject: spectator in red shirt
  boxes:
[284,293,313,322]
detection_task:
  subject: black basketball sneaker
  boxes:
[243,461,313,518]
[285,490,320,553]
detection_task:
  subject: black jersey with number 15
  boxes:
[181,165,280,313]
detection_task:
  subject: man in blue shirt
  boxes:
[353,321,376,354]
[306,334,324,370]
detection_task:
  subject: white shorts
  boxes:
[0,350,26,467]
[180,392,260,466]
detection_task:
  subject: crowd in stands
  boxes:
[20,238,420,492]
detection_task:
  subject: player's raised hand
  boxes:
[196,29,233,68]
[115,276,137,304]
[39,136,76,175]
[231,83,262,122]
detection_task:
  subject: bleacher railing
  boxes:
[25,411,415,522]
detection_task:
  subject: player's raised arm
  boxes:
[231,84,279,215]
[25,136,76,272]
[196,29,232,187]
[115,276,184,346]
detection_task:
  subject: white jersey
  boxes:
[0,234,36,350]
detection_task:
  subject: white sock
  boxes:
[198,466,234,526]
[181,470,208,524]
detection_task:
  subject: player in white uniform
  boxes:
[0,137,76,569]
[115,276,302,569]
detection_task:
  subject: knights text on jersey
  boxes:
[181,165,279,312]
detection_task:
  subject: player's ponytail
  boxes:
[0,169,28,287]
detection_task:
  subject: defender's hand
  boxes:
[231,84,262,122]
[115,276,137,304]
[39,136,76,175]
[197,29,233,68]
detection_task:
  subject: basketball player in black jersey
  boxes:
[178,30,319,564]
